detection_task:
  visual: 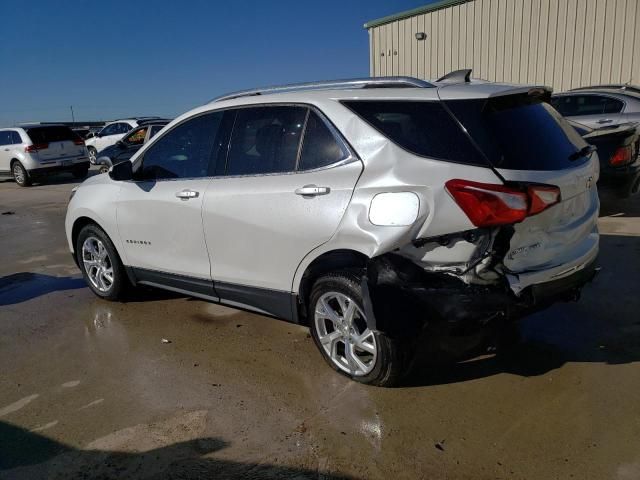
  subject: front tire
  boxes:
[309,270,406,387]
[76,224,127,301]
[12,161,31,187]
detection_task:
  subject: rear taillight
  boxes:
[73,138,85,146]
[25,143,48,153]
[610,146,632,166]
[445,179,561,227]
[527,185,562,215]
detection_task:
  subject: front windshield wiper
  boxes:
[569,144,596,161]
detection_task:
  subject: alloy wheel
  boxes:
[88,148,97,164]
[82,236,114,293]
[314,292,377,376]
[13,164,25,184]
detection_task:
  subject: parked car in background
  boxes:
[85,117,162,164]
[96,120,170,173]
[66,76,599,386]
[0,125,89,186]
[568,119,640,198]
[551,87,640,128]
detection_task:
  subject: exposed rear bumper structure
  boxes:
[363,253,599,337]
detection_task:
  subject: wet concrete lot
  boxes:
[1,173,640,479]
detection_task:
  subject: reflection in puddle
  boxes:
[83,304,131,355]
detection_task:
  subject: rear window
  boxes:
[26,126,77,144]
[342,100,487,166]
[445,95,590,170]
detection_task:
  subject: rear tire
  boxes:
[88,147,97,165]
[72,165,89,179]
[76,224,128,301]
[308,270,407,387]
[12,161,31,187]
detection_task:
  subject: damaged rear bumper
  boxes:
[363,254,598,336]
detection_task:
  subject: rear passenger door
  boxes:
[202,105,362,310]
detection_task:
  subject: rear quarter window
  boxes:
[341,100,487,166]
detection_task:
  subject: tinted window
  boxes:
[100,124,118,136]
[551,96,576,116]
[139,112,225,180]
[343,100,486,166]
[552,95,623,116]
[149,125,164,139]
[0,131,10,146]
[26,126,76,144]
[603,97,624,114]
[11,131,22,144]
[445,95,590,170]
[299,111,348,170]
[226,106,306,175]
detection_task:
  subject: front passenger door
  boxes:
[116,111,232,291]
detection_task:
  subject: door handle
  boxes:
[175,189,199,200]
[3,148,8,151]
[597,119,613,124]
[295,185,330,197]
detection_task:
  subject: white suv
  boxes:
[85,118,160,163]
[65,76,600,386]
[0,125,90,186]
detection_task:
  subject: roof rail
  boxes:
[569,84,640,95]
[210,76,434,103]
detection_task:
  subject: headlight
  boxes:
[69,186,79,201]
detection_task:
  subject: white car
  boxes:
[85,118,161,164]
[0,125,90,186]
[66,76,600,386]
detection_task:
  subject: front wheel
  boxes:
[12,161,31,187]
[76,224,128,301]
[309,271,407,387]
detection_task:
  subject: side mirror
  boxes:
[85,132,95,139]
[109,161,133,181]
[116,140,126,148]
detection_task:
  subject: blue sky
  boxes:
[0,0,429,125]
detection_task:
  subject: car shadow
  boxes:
[0,421,355,479]
[599,189,640,217]
[403,232,640,387]
[0,273,86,307]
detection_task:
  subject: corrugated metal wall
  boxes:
[368,0,640,91]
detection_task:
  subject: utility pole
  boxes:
[70,105,75,124]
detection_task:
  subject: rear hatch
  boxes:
[26,126,85,163]
[444,91,600,292]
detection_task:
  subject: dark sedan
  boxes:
[96,120,169,173]
[569,119,640,198]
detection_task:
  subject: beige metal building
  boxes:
[365,0,640,92]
